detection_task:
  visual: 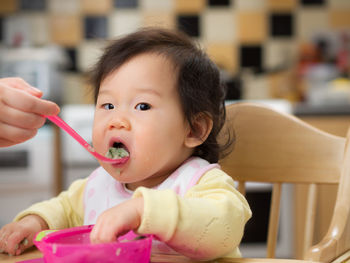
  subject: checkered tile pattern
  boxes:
[0,0,349,103]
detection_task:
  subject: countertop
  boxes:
[0,249,318,263]
[294,103,350,116]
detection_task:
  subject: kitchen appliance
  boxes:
[0,46,66,102]
[0,125,55,227]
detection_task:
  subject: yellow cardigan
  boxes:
[15,168,251,260]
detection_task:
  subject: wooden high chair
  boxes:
[219,103,350,263]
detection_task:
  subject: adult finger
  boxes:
[0,121,37,146]
[1,87,60,116]
[0,103,46,130]
[0,78,42,97]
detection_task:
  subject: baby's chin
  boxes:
[104,166,134,183]
[103,165,123,178]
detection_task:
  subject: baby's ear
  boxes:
[184,112,213,148]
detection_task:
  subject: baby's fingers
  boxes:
[90,221,119,244]
[16,237,30,256]
[90,223,109,243]
[0,231,7,253]
[4,231,29,256]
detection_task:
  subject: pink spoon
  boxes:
[44,115,128,164]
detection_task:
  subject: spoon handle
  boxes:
[44,115,127,164]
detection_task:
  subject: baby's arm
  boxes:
[14,178,86,230]
[0,215,48,256]
[134,169,252,260]
[0,178,86,255]
[89,169,251,260]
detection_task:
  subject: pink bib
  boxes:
[83,157,219,255]
[84,157,219,225]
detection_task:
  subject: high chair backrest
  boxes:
[219,103,350,262]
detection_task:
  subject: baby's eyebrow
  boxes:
[97,89,112,97]
[134,87,161,97]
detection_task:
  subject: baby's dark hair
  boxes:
[90,27,230,163]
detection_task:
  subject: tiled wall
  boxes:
[0,0,349,103]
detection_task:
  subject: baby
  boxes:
[0,27,251,260]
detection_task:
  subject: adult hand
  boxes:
[0,77,60,147]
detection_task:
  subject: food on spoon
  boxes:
[106,147,129,159]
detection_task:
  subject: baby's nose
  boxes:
[109,115,131,130]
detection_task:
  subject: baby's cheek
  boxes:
[141,154,154,168]
[92,132,104,152]
[134,145,154,167]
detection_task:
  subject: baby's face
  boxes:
[92,53,194,190]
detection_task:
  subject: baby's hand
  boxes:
[90,197,144,243]
[0,215,48,256]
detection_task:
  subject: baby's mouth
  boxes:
[105,142,130,160]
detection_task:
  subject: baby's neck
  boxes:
[125,173,170,191]
[125,155,193,191]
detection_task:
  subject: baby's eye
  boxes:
[102,103,115,110]
[135,103,151,111]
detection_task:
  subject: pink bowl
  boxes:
[34,225,152,263]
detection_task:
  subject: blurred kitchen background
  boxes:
[0,0,349,259]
